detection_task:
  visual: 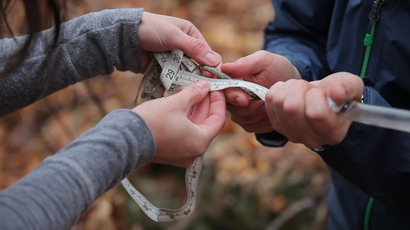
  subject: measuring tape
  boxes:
[121,49,269,222]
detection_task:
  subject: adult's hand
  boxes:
[132,81,226,167]
[138,12,221,71]
[221,50,301,133]
[265,72,364,148]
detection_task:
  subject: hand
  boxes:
[221,50,301,133]
[265,72,364,148]
[132,81,226,167]
[138,12,222,71]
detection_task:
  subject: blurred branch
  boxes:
[35,93,99,153]
[309,198,329,230]
[43,98,76,141]
[84,79,107,117]
[265,185,329,230]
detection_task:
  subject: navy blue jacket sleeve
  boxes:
[263,0,334,81]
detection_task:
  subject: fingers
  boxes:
[175,90,226,168]
[222,50,273,79]
[266,81,295,137]
[225,88,251,107]
[318,72,364,104]
[281,80,317,143]
[266,80,318,145]
[227,99,265,121]
[159,14,221,66]
[188,94,211,124]
[222,52,272,106]
[222,50,301,89]
[265,76,356,148]
[199,90,226,139]
[305,88,337,131]
[171,81,210,109]
[172,29,221,66]
[241,117,273,133]
[226,99,272,133]
[139,12,221,67]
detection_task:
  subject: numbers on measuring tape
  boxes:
[173,53,181,63]
[165,68,176,80]
[182,59,193,68]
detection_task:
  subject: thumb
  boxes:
[222,50,272,78]
[172,31,221,66]
[171,81,210,108]
[319,72,364,104]
[222,57,252,79]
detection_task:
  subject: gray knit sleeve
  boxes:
[0,109,156,230]
[0,8,144,116]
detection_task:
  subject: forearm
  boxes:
[0,109,155,230]
[0,8,144,116]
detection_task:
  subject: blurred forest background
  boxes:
[0,0,331,229]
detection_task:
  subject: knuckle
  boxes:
[255,50,267,55]
[283,100,302,116]
[185,21,197,32]
[189,39,206,53]
[226,96,239,105]
[266,90,274,101]
[187,83,204,97]
[305,108,326,122]
[272,96,284,108]
[286,79,298,84]
[293,79,308,88]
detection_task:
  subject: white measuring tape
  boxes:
[121,49,269,222]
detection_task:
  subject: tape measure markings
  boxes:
[173,70,268,100]
[160,49,183,90]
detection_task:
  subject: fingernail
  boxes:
[195,80,209,89]
[205,52,220,65]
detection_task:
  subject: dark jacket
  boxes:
[259,0,410,229]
